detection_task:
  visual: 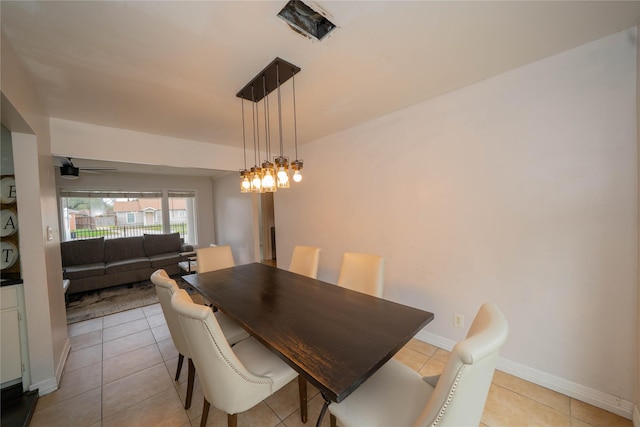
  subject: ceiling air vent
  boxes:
[277,0,336,41]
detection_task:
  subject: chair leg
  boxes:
[185,358,195,409]
[330,414,337,427]
[298,376,308,423]
[227,413,237,427]
[200,399,210,427]
[175,353,184,381]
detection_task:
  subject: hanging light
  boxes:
[237,58,303,194]
[275,156,290,188]
[274,62,291,189]
[292,160,303,183]
[250,85,265,193]
[290,69,303,183]
[240,170,251,192]
[250,166,263,192]
[260,75,277,193]
[239,98,251,192]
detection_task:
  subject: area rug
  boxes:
[65,277,202,324]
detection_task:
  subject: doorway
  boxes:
[259,192,276,263]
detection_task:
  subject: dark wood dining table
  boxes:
[182,262,434,426]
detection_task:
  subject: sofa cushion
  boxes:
[105,257,151,274]
[63,263,106,280]
[148,252,181,268]
[144,233,181,257]
[61,237,104,267]
[104,236,146,263]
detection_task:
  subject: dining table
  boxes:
[182,262,434,426]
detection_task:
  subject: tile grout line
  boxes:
[101,361,177,423]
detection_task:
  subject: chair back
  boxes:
[197,245,235,273]
[150,269,191,357]
[337,252,385,297]
[414,303,508,427]
[289,246,321,279]
[171,289,274,414]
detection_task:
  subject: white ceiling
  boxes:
[3,1,640,176]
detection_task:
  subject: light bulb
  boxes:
[277,167,289,184]
[242,177,250,190]
[293,170,302,182]
[263,170,275,188]
[252,175,262,189]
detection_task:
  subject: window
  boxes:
[59,189,197,244]
[168,191,196,245]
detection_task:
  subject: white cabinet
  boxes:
[1,284,28,387]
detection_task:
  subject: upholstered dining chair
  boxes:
[337,252,385,297]
[150,269,250,410]
[288,245,321,279]
[328,303,509,427]
[196,245,235,273]
[171,288,308,427]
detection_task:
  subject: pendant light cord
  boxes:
[276,63,284,158]
[263,75,270,162]
[251,86,258,167]
[241,98,247,170]
[292,68,299,160]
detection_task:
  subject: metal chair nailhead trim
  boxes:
[432,366,465,426]
[203,322,273,392]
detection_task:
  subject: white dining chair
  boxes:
[196,245,235,273]
[171,288,308,427]
[337,252,385,297]
[328,303,509,427]
[288,245,321,279]
[150,269,249,410]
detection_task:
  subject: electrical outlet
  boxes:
[453,313,465,328]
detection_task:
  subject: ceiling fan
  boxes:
[56,158,117,179]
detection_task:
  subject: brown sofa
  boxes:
[61,233,193,294]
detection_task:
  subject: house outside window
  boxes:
[59,190,197,244]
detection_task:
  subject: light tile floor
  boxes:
[30,304,633,427]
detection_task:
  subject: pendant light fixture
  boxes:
[239,98,251,192]
[290,70,303,183]
[261,75,277,193]
[249,85,263,193]
[274,62,290,189]
[237,58,303,194]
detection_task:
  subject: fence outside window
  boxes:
[59,189,196,244]
[69,222,188,240]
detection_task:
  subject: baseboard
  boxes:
[415,330,634,420]
[416,330,457,352]
[28,338,70,397]
[497,356,633,419]
[28,376,57,396]
[55,338,71,386]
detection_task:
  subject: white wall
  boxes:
[1,33,69,394]
[50,118,244,172]
[211,172,259,265]
[55,172,217,247]
[276,28,638,416]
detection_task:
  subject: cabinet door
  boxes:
[1,308,22,383]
